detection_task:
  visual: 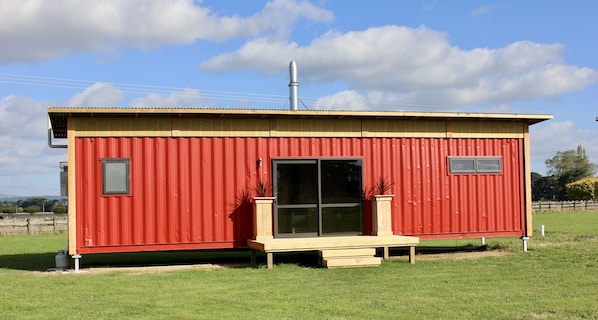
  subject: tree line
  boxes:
[0,197,67,214]
[532,145,598,201]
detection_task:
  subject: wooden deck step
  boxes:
[248,235,419,269]
[320,248,375,258]
[323,257,382,268]
[320,248,381,268]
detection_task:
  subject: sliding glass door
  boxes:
[273,158,363,238]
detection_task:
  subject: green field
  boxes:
[1,211,597,319]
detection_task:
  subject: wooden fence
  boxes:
[532,201,598,212]
[0,213,67,235]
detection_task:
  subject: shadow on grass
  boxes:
[0,249,252,272]
[1,245,494,272]
[385,244,489,257]
[0,252,59,271]
[0,249,325,272]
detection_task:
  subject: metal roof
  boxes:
[48,107,553,139]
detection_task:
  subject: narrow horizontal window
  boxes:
[102,158,130,195]
[448,157,502,174]
[476,158,502,173]
[449,158,476,173]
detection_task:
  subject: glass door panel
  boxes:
[321,160,362,203]
[274,161,319,237]
[320,159,363,235]
[276,162,318,205]
[277,207,318,234]
[274,159,363,237]
[321,205,362,235]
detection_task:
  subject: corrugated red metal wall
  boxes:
[385,138,525,239]
[75,137,524,254]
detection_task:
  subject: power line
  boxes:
[0,73,292,105]
[0,72,465,111]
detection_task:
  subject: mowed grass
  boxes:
[0,211,597,320]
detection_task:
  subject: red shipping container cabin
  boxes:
[48,108,551,268]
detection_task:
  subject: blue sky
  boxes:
[0,0,596,196]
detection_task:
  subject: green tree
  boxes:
[46,199,59,212]
[24,205,41,214]
[531,172,558,201]
[22,198,47,209]
[545,145,597,200]
[566,177,598,200]
[1,207,15,214]
[53,204,67,214]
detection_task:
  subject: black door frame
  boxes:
[272,158,363,238]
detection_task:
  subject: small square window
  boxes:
[102,158,130,195]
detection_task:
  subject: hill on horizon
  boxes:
[0,195,63,202]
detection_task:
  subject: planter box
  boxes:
[372,195,394,236]
[253,197,275,241]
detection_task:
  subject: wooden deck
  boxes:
[248,235,419,269]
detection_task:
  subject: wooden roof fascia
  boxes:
[47,107,553,138]
[47,107,553,120]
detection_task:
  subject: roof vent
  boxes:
[289,61,298,111]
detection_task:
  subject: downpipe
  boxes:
[48,116,67,148]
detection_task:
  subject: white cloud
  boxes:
[471,6,490,16]
[471,3,509,16]
[314,90,367,110]
[0,96,66,184]
[0,95,47,139]
[530,121,598,175]
[67,82,124,106]
[129,88,207,108]
[201,25,598,108]
[0,0,333,64]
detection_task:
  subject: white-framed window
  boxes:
[448,157,502,174]
[101,158,130,195]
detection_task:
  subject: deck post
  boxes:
[521,237,530,252]
[266,252,274,269]
[72,254,82,272]
[409,246,416,264]
[250,249,257,268]
[383,246,389,259]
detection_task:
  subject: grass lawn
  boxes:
[1,211,597,319]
